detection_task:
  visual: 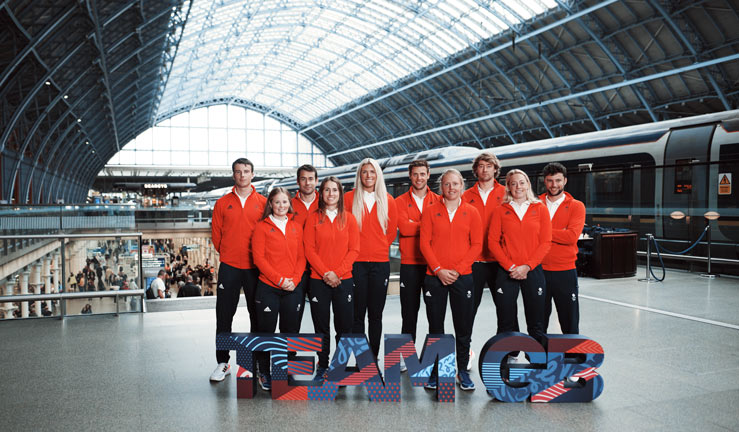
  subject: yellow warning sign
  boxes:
[719,173,732,195]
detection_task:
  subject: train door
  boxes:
[709,120,739,247]
[662,125,714,241]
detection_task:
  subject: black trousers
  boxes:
[255,280,305,374]
[309,278,354,368]
[423,273,474,372]
[352,261,390,357]
[471,261,498,330]
[544,269,580,334]
[297,269,310,332]
[399,264,427,342]
[493,265,547,343]
[215,263,259,363]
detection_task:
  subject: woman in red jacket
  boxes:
[304,176,360,380]
[420,169,482,391]
[345,158,398,358]
[251,187,306,391]
[488,169,552,345]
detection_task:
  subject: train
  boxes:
[273,110,739,274]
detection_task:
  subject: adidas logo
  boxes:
[227,205,233,209]
[264,306,272,312]
[400,282,405,288]
[297,304,301,311]
[425,291,432,297]
[496,288,503,294]
[312,297,318,302]
[218,284,225,290]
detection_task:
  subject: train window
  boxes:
[674,159,693,194]
[593,170,623,194]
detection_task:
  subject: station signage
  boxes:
[144,183,168,189]
[217,332,604,403]
[719,173,732,195]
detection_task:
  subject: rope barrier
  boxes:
[644,225,710,281]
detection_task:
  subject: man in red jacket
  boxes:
[461,152,505,370]
[539,163,586,335]
[395,160,440,348]
[291,164,319,330]
[210,158,267,382]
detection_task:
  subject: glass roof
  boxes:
[158,0,557,125]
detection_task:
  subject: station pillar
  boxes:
[20,271,30,318]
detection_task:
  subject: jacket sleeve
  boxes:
[336,214,360,277]
[385,194,398,246]
[293,225,306,283]
[526,204,553,269]
[397,195,421,237]
[488,208,514,271]
[251,224,283,287]
[551,200,586,245]
[211,200,223,252]
[420,210,441,274]
[303,214,329,277]
[454,207,482,273]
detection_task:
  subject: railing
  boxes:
[0,232,145,320]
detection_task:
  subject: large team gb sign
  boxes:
[216,331,604,403]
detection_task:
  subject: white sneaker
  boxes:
[467,349,475,371]
[507,352,529,365]
[210,363,231,381]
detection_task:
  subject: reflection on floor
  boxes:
[0,267,737,431]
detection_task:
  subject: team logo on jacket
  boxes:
[537,287,543,296]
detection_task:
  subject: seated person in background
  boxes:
[179,276,202,297]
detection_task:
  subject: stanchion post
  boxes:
[639,233,657,282]
[700,214,719,279]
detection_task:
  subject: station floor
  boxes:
[1,267,738,431]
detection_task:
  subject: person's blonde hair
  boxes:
[502,169,540,204]
[437,169,465,196]
[352,158,389,233]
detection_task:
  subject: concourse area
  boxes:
[0,268,737,431]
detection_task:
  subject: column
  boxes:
[52,253,61,292]
[1,279,15,319]
[20,271,29,318]
[31,263,42,317]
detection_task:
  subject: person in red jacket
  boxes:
[396,160,440,347]
[252,187,306,391]
[304,176,360,380]
[210,158,266,382]
[420,169,481,391]
[291,164,319,330]
[489,169,551,345]
[345,158,398,358]
[461,152,505,371]
[539,163,586,335]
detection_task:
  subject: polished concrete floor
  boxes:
[0,267,738,431]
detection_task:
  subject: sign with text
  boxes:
[216,332,604,403]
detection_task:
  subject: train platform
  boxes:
[1,267,737,431]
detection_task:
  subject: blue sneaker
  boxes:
[259,373,272,391]
[457,371,475,391]
[314,366,328,381]
[424,369,438,390]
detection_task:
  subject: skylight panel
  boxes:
[158,0,557,124]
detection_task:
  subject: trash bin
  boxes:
[588,231,638,278]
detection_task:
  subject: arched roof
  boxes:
[1,0,738,203]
